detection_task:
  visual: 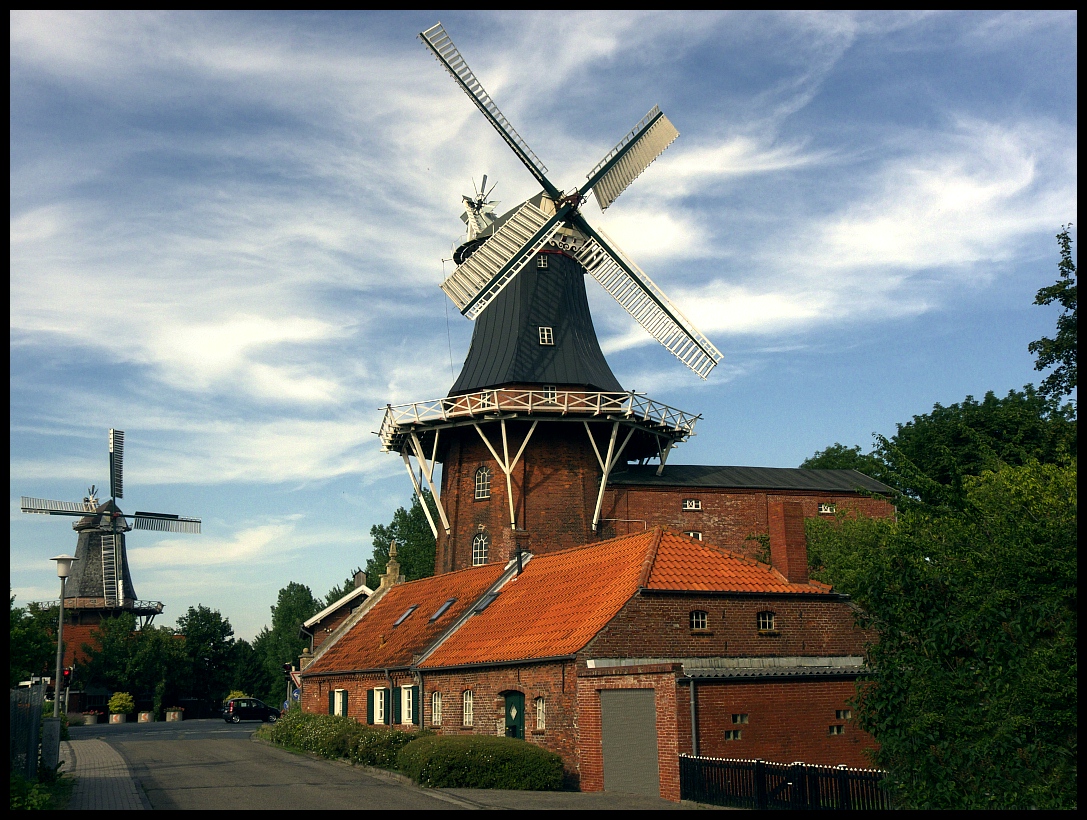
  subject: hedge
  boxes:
[262,710,413,767]
[396,735,563,790]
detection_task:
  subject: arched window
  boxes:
[472,532,489,566]
[462,690,474,727]
[689,610,708,630]
[431,691,442,726]
[535,696,546,731]
[474,466,492,500]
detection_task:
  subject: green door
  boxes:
[504,692,525,739]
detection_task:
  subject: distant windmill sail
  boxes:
[421,22,722,379]
[109,428,124,499]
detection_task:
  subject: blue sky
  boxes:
[10,11,1077,640]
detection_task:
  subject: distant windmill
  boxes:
[420,22,722,378]
[21,429,200,624]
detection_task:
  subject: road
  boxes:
[67,719,710,810]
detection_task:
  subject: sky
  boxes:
[10,10,1077,641]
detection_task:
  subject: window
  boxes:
[373,687,386,724]
[732,713,749,724]
[684,530,703,540]
[332,689,348,717]
[758,611,776,632]
[401,686,415,725]
[836,709,852,720]
[473,591,499,612]
[393,605,418,627]
[536,254,548,269]
[463,690,474,727]
[431,691,443,726]
[542,384,557,403]
[535,696,546,731]
[725,730,742,740]
[430,598,457,622]
[472,532,489,566]
[818,503,836,515]
[829,725,845,736]
[538,326,554,345]
[689,610,708,630]
[682,498,702,511]
[474,466,492,500]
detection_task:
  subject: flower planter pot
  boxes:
[82,714,100,725]
[165,710,183,722]
[138,711,154,723]
[109,713,127,724]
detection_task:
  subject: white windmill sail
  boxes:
[441,199,565,318]
[585,106,679,211]
[570,226,722,379]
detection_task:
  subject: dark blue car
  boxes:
[222,697,279,723]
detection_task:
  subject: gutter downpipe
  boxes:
[688,673,699,757]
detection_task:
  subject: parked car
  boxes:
[222,697,279,723]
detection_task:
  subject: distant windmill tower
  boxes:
[21,430,200,661]
[377,24,721,572]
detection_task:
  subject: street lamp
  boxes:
[50,554,77,719]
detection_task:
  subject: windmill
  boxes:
[420,22,722,379]
[21,429,200,624]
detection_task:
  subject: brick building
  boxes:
[299,527,879,800]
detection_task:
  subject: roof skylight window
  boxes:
[430,598,457,622]
[473,592,499,613]
[393,604,419,627]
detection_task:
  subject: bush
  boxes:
[108,692,134,715]
[397,735,563,790]
[10,772,73,810]
[262,710,419,769]
[351,727,418,768]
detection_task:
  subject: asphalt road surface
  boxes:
[68,720,708,810]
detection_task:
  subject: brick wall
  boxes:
[437,422,601,572]
[584,593,873,659]
[692,678,876,768]
[576,665,683,801]
[599,487,893,559]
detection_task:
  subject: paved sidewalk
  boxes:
[60,739,148,810]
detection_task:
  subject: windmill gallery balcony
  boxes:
[378,388,700,455]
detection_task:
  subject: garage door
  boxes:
[599,688,659,796]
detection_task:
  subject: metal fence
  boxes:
[680,754,891,810]
[10,683,47,780]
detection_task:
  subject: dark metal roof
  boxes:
[449,250,624,395]
[608,464,894,494]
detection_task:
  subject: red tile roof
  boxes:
[420,528,830,669]
[304,561,507,675]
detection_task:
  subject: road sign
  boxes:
[292,688,300,701]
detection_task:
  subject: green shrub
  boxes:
[397,735,563,790]
[263,710,363,759]
[107,692,134,714]
[10,771,73,810]
[351,726,418,768]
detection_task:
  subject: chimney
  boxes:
[353,569,367,589]
[511,530,531,574]
[767,499,809,584]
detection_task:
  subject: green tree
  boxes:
[9,595,55,687]
[227,638,269,704]
[1029,225,1077,401]
[806,460,1077,808]
[365,490,438,589]
[800,442,888,478]
[253,582,320,705]
[323,568,363,606]
[78,613,185,710]
[175,605,235,709]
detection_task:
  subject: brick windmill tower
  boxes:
[21,429,201,668]
[378,24,721,573]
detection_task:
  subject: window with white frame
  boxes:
[333,689,348,717]
[542,384,557,403]
[689,610,708,630]
[757,611,776,632]
[684,530,703,540]
[474,466,492,500]
[538,326,554,345]
[431,691,443,726]
[462,690,474,726]
[400,686,415,725]
[537,253,548,269]
[818,503,836,515]
[535,696,546,731]
[472,532,489,566]
[373,687,386,724]
[682,498,702,511]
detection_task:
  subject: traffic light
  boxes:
[282,662,292,679]
[62,667,73,687]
